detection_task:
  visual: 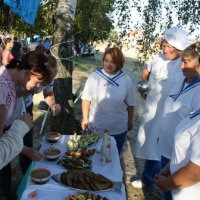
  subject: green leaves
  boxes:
[74,0,115,42]
[116,0,200,67]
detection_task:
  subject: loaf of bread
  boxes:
[61,170,114,191]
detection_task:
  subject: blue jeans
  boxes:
[161,156,172,200]
[112,131,127,155]
[142,159,161,188]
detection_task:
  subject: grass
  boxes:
[32,103,49,129]
[73,56,101,71]
[33,103,39,112]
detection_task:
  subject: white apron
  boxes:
[133,54,183,160]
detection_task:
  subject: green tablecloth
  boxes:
[17,144,41,200]
[17,161,35,200]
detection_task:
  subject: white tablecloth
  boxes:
[20,135,126,200]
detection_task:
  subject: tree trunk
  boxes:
[8,9,14,33]
[50,0,77,135]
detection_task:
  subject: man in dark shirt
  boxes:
[12,37,22,59]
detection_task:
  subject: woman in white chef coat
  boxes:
[132,27,188,191]
[156,42,200,200]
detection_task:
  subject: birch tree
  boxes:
[50,0,77,134]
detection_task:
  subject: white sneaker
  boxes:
[131,180,146,188]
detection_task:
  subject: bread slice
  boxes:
[92,180,113,190]
[85,171,96,179]
[73,172,80,182]
[85,174,93,183]
[60,172,66,184]
[61,171,70,185]
[94,174,112,183]
[78,181,85,190]
[72,180,79,189]
[90,181,98,190]
[81,182,92,190]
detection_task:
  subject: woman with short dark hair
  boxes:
[0,51,51,199]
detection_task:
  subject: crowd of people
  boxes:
[73,39,96,57]
[1,26,200,200]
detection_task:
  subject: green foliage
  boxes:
[16,0,57,37]
[74,0,115,42]
[115,0,132,36]
[107,29,119,43]
[116,0,200,66]
[1,0,58,37]
[1,0,114,42]
[0,1,10,32]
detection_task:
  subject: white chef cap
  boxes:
[164,27,188,50]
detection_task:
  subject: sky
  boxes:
[114,0,199,40]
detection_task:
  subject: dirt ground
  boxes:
[9,43,164,200]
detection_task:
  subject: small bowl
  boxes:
[44,148,61,161]
[45,132,60,143]
[30,168,51,184]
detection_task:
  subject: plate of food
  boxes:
[64,191,109,200]
[65,149,96,157]
[68,132,100,150]
[57,155,92,170]
[52,170,121,192]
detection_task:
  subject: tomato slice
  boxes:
[29,191,37,198]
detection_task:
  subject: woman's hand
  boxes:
[81,118,88,131]
[128,120,133,131]
[141,93,147,99]
[50,104,61,116]
[22,146,44,161]
[19,113,33,129]
[159,166,171,177]
[154,174,167,192]
[155,161,171,191]
[81,100,90,131]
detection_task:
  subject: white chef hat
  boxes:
[164,27,188,50]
